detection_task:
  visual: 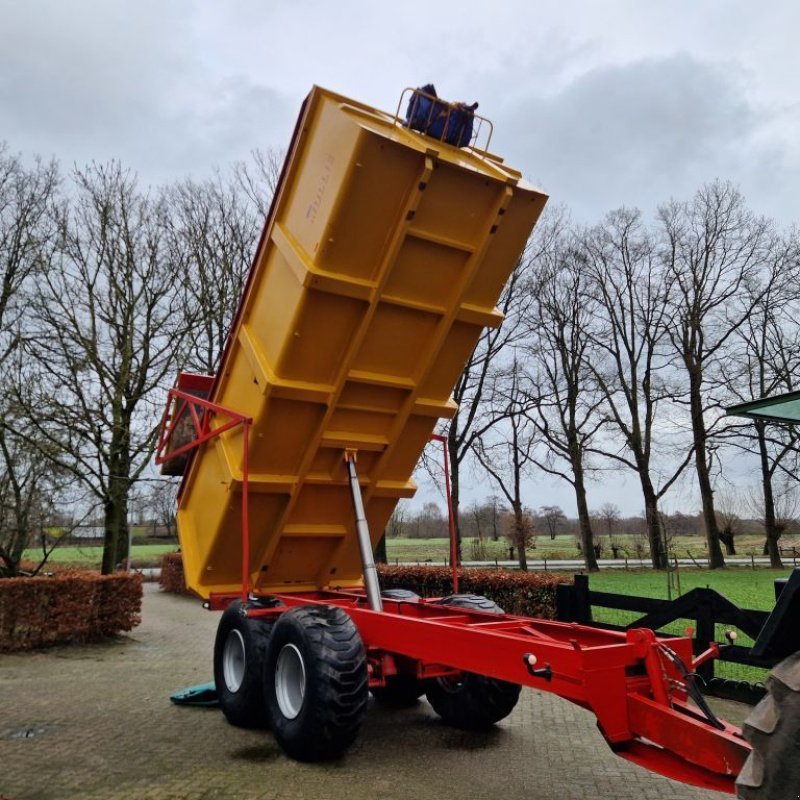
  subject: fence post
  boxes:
[695,591,715,683]
[573,574,592,624]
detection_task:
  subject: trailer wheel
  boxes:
[736,651,800,799]
[370,589,423,705]
[213,600,276,729]
[381,588,421,602]
[264,605,368,761]
[425,594,521,730]
[372,674,425,707]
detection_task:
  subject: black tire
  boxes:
[372,674,425,707]
[736,651,800,799]
[213,600,275,729]
[372,589,423,705]
[425,594,521,730]
[264,605,368,761]
[434,594,504,614]
[381,588,421,602]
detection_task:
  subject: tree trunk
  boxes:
[573,468,598,571]
[757,422,783,569]
[374,533,387,564]
[103,438,132,573]
[641,480,668,569]
[513,501,528,571]
[102,491,128,574]
[688,373,725,568]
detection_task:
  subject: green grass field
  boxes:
[24,543,178,570]
[385,535,800,564]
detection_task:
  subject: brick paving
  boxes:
[0,584,744,800]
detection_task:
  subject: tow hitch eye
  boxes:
[523,653,552,682]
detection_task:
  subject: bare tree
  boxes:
[525,230,601,571]
[720,237,800,567]
[0,146,64,576]
[18,163,186,573]
[0,145,59,366]
[144,478,179,539]
[715,488,741,556]
[386,504,407,539]
[659,182,776,568]
[538,505,566,541]
[166,172,260,374]
[583,209,693,568]
[445,250,536,560]
[473,360,537,570]
[233,147,285,217]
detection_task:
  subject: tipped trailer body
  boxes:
[157,87,772,797]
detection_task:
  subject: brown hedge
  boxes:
[0,571,143,652]
[159,553,568,619]
[159,552,196,597]
[377,565,570,619]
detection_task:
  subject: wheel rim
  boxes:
[275,643,306,720]
[223,629,246,693]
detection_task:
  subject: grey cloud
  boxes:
[493,54,796,224]
[0,2,296,186]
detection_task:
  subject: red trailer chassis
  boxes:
[157,383,750,795]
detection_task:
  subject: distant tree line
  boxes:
[442,186,800,571]
[386,498,800,563]
[1,139,798,576]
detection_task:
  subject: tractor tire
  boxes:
[425,594,521,730]
[736,651,800,799]
[381,588,421,602]
[213,600,276,729]
[264,605,368,761]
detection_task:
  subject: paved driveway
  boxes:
[1,584,743,800]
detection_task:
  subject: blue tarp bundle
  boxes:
[404,84,478,148]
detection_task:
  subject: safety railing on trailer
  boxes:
[394,87,494,154]
[154,384,253,604]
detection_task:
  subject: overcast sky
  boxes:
[3,0,797,516]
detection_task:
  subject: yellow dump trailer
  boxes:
[176,87,548,598]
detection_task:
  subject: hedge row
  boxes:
[377,565,569,619]
[160,552,196,596]
[0,571,143,652]
[159,553,568,619]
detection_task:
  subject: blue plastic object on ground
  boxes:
[170,682,219,707]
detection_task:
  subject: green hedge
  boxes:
[0,571,142,652]
[378,564,569,618]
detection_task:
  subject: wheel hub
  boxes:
[223,629,246,693]
[275,643,306,719]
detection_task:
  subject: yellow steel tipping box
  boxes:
[176,87,548,598]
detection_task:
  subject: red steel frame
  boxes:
[156,384,750,794]
[155,380,253,604]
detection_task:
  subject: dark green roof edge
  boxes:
[726,389,800,424]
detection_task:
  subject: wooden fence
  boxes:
[555,574,796,700]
